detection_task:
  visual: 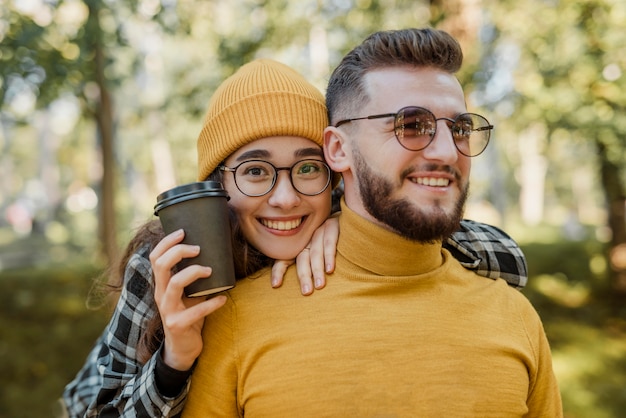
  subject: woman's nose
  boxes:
[266,171,301,208]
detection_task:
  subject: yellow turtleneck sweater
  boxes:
[182,203,562,418]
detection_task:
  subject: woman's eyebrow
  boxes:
[235,149,271,162]
[235,146,323,162]
[294,147,324,159]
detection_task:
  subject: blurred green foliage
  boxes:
[521,241,626,418]
[0,261,108,418]
[1,0,624,285]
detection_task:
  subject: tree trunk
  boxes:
[87,1,118,265]
[597,141,626,296]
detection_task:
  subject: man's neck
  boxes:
[337,201,443,277]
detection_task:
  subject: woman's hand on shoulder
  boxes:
[150,229,227,371]
[270,215,339,295]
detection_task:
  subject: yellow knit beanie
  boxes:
[197,59,328,181]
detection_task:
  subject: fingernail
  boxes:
[302,284,312,294]
[314,278,323,289]
[271,278,279,288]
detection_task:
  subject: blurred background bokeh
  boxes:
[0,0,625,417]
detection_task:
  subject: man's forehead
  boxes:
[362,67,464,111]
[364,66,459,88]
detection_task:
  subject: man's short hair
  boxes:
[326,28,463,124]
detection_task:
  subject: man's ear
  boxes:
[324,126,350,173]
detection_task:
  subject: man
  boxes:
[182,28,562,417]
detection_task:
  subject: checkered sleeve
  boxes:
[61,247,188,418]
[61,334,104,417]
[444,219,528,289]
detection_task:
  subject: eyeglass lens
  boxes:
[396,107,491,157]
[233,159,331,197]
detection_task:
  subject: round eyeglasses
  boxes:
[334,106,493,157]
[219,159,332,197]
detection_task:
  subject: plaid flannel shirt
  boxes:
[61,219,527,418]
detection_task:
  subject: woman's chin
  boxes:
[259,241,304,261]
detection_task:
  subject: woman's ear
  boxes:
[323,126,350,173]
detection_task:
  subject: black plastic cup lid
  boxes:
[154,181,229,215]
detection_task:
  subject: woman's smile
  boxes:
[260,216,305,232]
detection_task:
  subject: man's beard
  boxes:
[353,147,467,243]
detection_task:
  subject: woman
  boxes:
[61,59,527,418]
[62,58,335,417]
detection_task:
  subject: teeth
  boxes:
[414,177,450,187]
[261,218,303,231]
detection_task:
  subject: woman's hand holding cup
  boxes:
[150,229,227,372]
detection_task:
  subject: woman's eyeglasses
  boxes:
[219,159,331,197]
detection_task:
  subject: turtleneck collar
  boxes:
[337,200,444,276]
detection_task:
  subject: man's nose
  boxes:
[421,121,459,163]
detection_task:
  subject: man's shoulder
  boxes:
[444,252,527,297]
[444,257,540,327]
[228,266,300,300]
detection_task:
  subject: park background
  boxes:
[1,0,625,416]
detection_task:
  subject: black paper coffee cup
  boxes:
[154,181,235,297]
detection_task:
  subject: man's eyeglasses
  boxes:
[219,159,332,197]
[334,106,493,157]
